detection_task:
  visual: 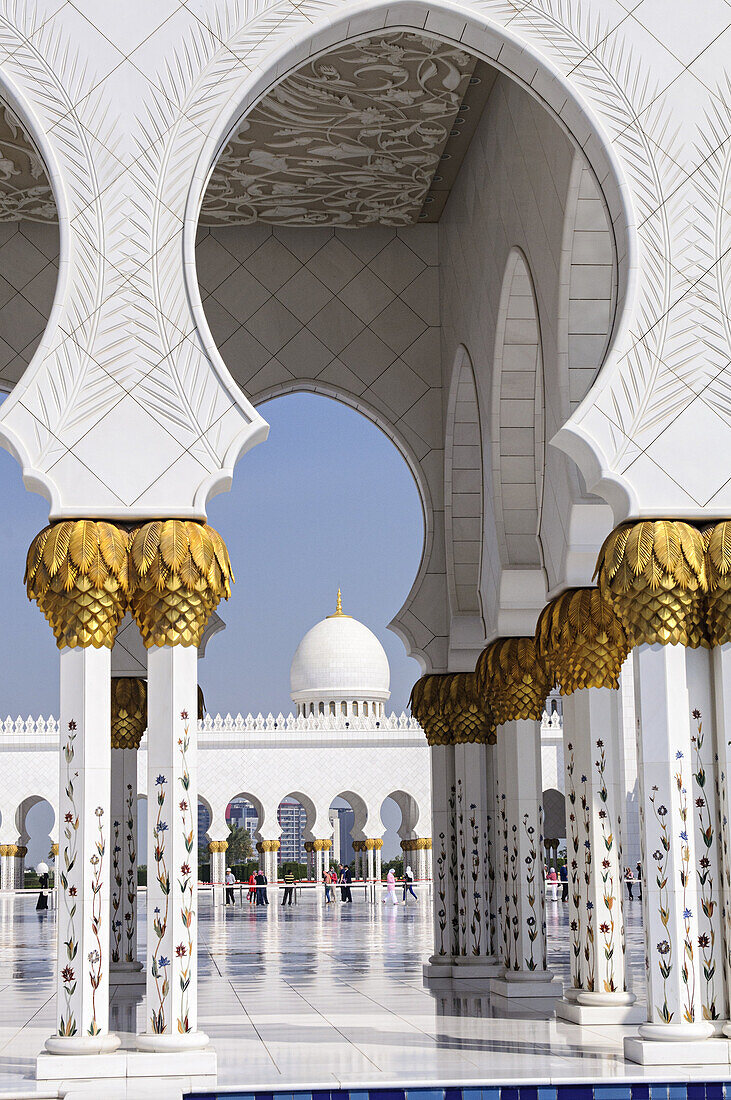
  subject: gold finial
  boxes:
[328,587,351,618]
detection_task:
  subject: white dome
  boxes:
[290,597,390,703]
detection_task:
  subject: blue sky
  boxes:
[0,392,425,862]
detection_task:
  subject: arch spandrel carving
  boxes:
[0,0,725,521]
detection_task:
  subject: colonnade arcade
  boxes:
[412,521,731,1063]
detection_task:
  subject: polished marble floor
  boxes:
[0,887,711,1099]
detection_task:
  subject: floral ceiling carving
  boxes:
[0,104,56,221]
[0,34,493,228]
[200,33,482,227]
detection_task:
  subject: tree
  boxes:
[226,823,253,864]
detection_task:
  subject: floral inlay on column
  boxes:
[469,803,482,956]
[522,813,539,970]
[650,784,673,1022]
[566,740,582,987]
[436,831,447,955]
[595,739,617,992]
[151,773,169,1033]
[59,720,79,1037]
[125,784,136,963]
[111,818,122,964]
[581,774,595,991]
[177,711,194,1034]
[499,793,511,968]
[456,778,466,955]
[448,784,459,957]
[510,822,519,969]
[691,708,719,1021]
[88,807,105,1036]
[676,752,696,1023]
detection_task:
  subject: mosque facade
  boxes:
[0,0,727,1083]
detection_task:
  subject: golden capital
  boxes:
[704,522,731,646]
[535,587,628,693]
[260,839,280,852]
[50,843,59,857]
[111,677,147,749]
[208,840,228,853]
[0,845,12,857]
[475,636,549,725]
[410,672,494,746]
[129,520,232,648]
[595,520,707,648]
[16,846,27,858]
[365,838,383,850]
[304,840,314,852]
[25,520,130,648]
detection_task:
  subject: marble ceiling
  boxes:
[0,33,495,227]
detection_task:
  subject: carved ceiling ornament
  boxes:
[0,103,56,222]
[200,32,479,227]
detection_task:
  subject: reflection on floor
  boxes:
[0,889,694,1099]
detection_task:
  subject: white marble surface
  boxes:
[0,885,723,1097]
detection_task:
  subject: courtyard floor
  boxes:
[0,887,714,1099]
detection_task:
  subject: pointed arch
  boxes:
[491,248,545,569]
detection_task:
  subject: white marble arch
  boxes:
[444,347,486,670]
[490,247,545,573]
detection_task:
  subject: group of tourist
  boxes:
[221,864,420,907]
[543,861,643,902]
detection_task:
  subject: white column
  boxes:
[424,745,457,979]
[485,744,497,958]
[208,843,226,885]
[110,747,142,980]
[625,643,718,1064]
[0,847,13,891]
[366,845,374,881]
[452,742,500,977]
[314,846,324,883]
[45,647,120,1056]
[685,647,727,1028]
[556,688,638,1025]
[138,645,208,1053]
[710,644,731,1036]
[490,719,560,998]
[374,843,382,882]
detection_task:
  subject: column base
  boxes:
[37,1050,127,1081]
[127,1049,217,1077]
[136,1031,211,1053]
[489,972,563,999]
[110,961,145,985]
[423,955,457,981]
[556,994,644,1025]
[624,1033,725,1065]
[44,1033,121,1056]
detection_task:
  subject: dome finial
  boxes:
[328,587,350,619]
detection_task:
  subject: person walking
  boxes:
[402,864,418,904]
[247,870,256,904]
[35,861,49,912]
[282,869,295,906]
[559,862,568,902]
[225,868,236,906]
[547,865,558,902]
[323,867,333,904]
[383,867,398,905]
[624,865,634,900]
[255,868,268,906]
[340,863,353,903]
[636,861,642,902]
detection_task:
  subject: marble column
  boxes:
[625,643,716,1059]
[110,746,143,981]
[374,840,382,882]
[555,688,638,1024]
[0,846,14,891]
[47,646,120,1055]
[452,741,501,977]
[424,744,458,978]
[208,840,227,884]
[490,718,560,998]
[713,643,731,1037]
[139,644,208,1052]
[13,845,26,889]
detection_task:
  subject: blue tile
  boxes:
[649,1087,668,1100]
[348,1092,369,1100]
[520,1088,538,1100]
[377,1091,405,1100]
[595,1087,631,1100]
[483,1090,500,1100]
[537,1089,556,1100]
[406,1091,442,1100]
[502,1088,519,1100]
[632,1088,650,1100]
[312,1092,330,1100]
[688,1087,705,1100]
[707,1086,723,1100]
[668,1087,686,1100]
[255,1092,274,1100]
[558,1088,593,1100]
[464,1090,482,1100]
